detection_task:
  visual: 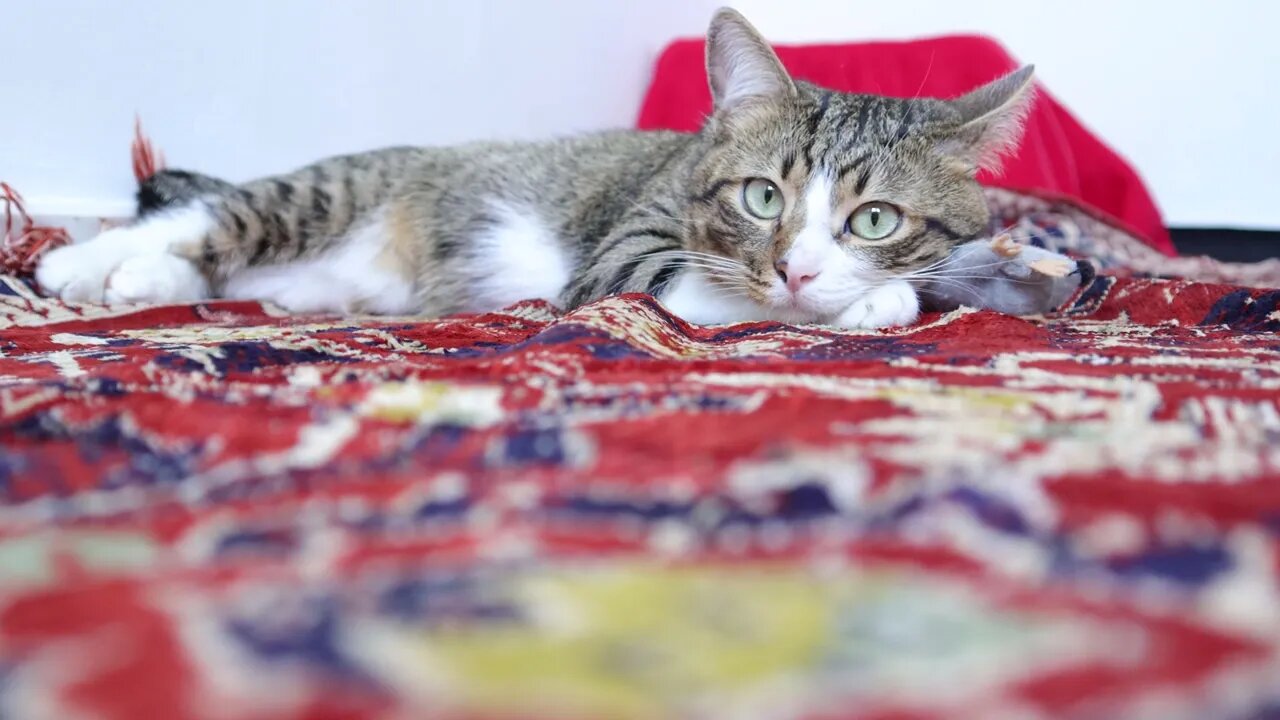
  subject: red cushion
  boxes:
[636,36,1174,256]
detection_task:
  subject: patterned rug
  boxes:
[1,194,1279,720]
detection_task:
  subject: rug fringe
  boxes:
[1,118,167,279]
[0,183,70,277]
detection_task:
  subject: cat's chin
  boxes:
[763,292,854,326]
[661,269,883,327]
[768,310,830,326]
[762,301,832,326]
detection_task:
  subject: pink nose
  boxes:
[775,259,819,294]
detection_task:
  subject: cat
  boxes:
[35,8,1034,329]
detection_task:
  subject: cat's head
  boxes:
[686,8,1035,323]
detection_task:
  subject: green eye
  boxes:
[742,178,784,219]
[846,202,902,240]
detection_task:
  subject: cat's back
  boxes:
[275,130,695,216]
[409,129,695,196]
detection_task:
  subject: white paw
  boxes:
[35,204,214,303]
[34,236,127,302]
[834,280,920,329]
[105,254,209,304]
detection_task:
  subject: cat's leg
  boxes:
[221,206,419,315]
[37,201,420,314]
[35,202,214,303]
[37,167,418,313]
[105,254,209,304]
[832,279,920,329]
[558,218,686,312]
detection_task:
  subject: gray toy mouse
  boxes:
[920,234,1089,315]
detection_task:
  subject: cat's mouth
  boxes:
[762,274,872,321]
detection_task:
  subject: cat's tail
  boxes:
[136,169,237,217]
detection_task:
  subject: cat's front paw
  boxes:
[833,280,920,329]
[34,239,121,302]
[105,254,209,304]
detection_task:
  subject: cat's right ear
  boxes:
[936,65,1037,174]
[706,8,796,112]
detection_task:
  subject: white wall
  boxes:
[3,0,719,217]
[4,0,1277,229]
[730,0,1280,229]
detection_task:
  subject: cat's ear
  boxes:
[706,8,796,111]
[937,65,1036,173]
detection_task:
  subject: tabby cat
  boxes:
[35,8,1034,329]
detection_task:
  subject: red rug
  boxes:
[1,190,1279,719]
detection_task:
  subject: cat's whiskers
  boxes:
[658,256,739,270]
[664,261,753,292]
[693,273,753,292]
[908,236,1074,274]
[698,279,753,301]
[648,250,752,279]
[902,271,1046,287]
[904,257,959,275]
[919,281,988,303]
[904,266,1038,280]
[902,257,1040,277]
[700,272,751,289]
[702,280,748,295]
[671,258,745,274]
[865,271,994,301]
[662,248,744,264]
[907,249,1004,274]
[904,274,984,291]
[664,261,746,280]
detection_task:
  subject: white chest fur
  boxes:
[659,268,765,325]
[459,204,572,313]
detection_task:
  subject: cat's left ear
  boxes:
[937,65,1037,174]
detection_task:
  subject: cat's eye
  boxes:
[846,202,902,241]
[742,178,784,219]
